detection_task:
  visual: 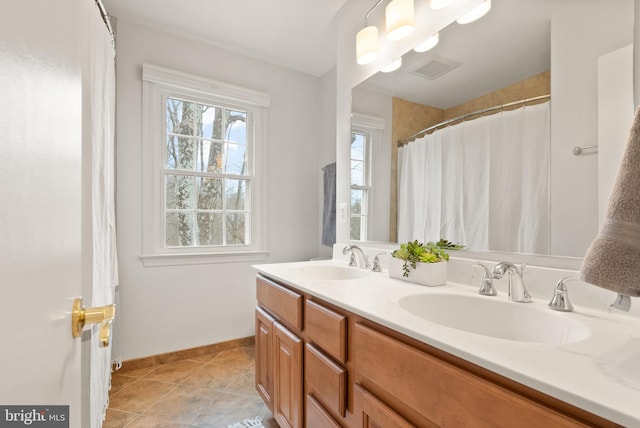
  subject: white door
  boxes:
[0,2,116,427]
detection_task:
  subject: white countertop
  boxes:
[254,259,640,427]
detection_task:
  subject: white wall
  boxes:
[317,68,338,258]
[114,20,322,360]
[550,1,633,257]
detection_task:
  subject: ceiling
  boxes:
[102,0,348,77]
[360,0,563,108]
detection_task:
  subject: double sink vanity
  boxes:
[253,251,640,427]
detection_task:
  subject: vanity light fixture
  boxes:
[386,0,414,41]
[413,32,440,52]
[381,57,402,72]
[356,25,380,64]
[456,0,491,24]
[428,0,455,10]
[356,0,386,65]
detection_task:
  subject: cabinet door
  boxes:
[307,394,342,428]
[255,307,275,411]
[354,384,416,428]
[273,321,304,428]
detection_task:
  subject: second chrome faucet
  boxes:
[491,262,532,303]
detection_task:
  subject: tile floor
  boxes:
[104,347,279,428]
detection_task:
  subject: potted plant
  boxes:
[390,240,450,286]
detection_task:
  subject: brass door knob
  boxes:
[71,298,116,347]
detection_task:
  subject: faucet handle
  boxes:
[548,276,575,312]
[472,263,497,296]
[372,252,385,272]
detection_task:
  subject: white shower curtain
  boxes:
[87,4,117,427]
[398,101,550,254]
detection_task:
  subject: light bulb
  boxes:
[356,26,379,65]
[457,0,491,24]
[386,0,414,41]
[428,0,455,10]
[414,32,439,53]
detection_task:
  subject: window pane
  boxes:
[225,179,247,210]
[225,110,247,144]
[350,216,361,240]
[224,143,247,175]
[197,177,223,210]
[166,98,183,135]
[197,213,223,246]
[351,189,363,214]
[196,140,224,173]
[166,212,194,246]
[351,160,364,186]
[351,133,365,160]
[166,136,195,170]
[226,213,247,245]
[201,105,223,140]
[166,175,194,209]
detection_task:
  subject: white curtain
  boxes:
[87,5,117,428]
[398,101,550,254]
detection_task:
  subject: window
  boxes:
[350,130,370,241]
[350,113,385,242]
[141,65,270,266]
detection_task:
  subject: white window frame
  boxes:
[140,64,270,266]
[351,113,385,242]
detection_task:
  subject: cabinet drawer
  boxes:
[306,394,342,428]
[354,384,416,428]
[305,343,347,418]
[305,299,347,363]
[257,277,303,331]
[354,323,587,428]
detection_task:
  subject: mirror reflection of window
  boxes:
[350,130,369,241]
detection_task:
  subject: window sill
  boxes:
[139,250,271,267]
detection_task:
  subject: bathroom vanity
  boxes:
[253,259,640,428]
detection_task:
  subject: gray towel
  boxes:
[581,107,640,296]
[321,162,337,247]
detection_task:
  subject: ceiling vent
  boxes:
[411,56,461,80]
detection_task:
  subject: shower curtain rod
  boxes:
[398,94,550,146]
[95,0,115,48]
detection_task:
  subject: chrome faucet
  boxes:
[472,263,497,296]
[548,277,574,312]
[492,262,532,303]
[342,245,370,269]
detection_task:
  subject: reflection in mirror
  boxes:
[350,0,634,257]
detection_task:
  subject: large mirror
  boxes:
[350,0,634,258]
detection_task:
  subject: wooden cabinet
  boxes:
[354,384,416,428]
[255,307,274,411]
[273,322,303,428]
[307,394,343,428]
[255,274,618,428]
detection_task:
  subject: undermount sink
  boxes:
[399,293,590,344]
[289,264,368,281]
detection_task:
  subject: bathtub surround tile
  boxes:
[104,345,279,427]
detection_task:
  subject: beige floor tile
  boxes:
[142,385,217,425]
[102,409,139,428]
[111,374,139,395]
[210,347,255,368]
[124,415,198,428]
[184,361,255,396]
[117,366,158,379]
[144,360,207,384]
[108,379,176,414]
[191,391,266,428]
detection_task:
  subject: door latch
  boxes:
[71,298,116,347]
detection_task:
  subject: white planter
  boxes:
[389,257,447,286]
